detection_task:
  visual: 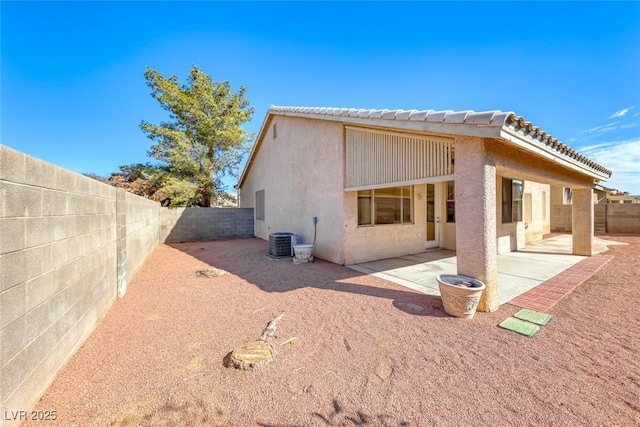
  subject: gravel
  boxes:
[25,236,640,426]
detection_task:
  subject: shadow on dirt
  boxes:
[255,399,410,427]
[168,238,448,318]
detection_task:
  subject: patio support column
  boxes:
[572,188,594,256]
[454,137,499,312]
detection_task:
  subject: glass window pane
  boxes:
[450,147,455,174]
[256,190,265,221]
[375,187,401,197]
[357,191,372,225]
[502,178,512,223]
[446,181,455,202]
[375,195,400,224]
[512,180,523,222]
[403,200,412,223]
[446,181,455,223]
[426,184,435,222]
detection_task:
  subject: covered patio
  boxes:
[348,234,623,308]
[238,106,613,313]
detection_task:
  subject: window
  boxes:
[564,187,572,204]
[502,178,523,223]
[446,181,455,223]
[357,186,412,225]
[255,190,265,221]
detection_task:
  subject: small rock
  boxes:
[374,363,393,380]
[196,268,227,278]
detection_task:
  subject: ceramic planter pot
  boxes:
[436,274,486,319]
[293,244,313,260]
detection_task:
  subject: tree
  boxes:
[84,165,168,204]
[108,163,167,202]
[140,65,254,207]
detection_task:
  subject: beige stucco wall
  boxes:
[489,137,591,254]
[496,175,523,254]
[240,118,460,265]
[523,181,550,244]
[239,116,346,263]
[442,222,456,250]
[343,184,428,265]
[496,178,551,253]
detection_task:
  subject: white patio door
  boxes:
[426,183,441,248]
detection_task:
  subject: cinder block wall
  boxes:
[1,145,253,423]
[1,145,119,421]
[550,205,573,232]
[160,207,254,243]
[116,190,161,296]
[0,146,161,425]
[607,204,640,233]
[550,203,640,233]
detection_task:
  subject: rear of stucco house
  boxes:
[238,106,611,312]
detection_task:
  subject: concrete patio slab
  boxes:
[348,234,625,305]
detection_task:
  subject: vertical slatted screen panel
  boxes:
[345,127,454,189]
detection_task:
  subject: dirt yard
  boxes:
[24,235,640,426]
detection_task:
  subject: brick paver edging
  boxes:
[508,254,614,312]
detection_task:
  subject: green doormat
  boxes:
[514,308,553,326]
[498,317,540,338]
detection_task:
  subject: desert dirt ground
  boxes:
[25,235,640,426]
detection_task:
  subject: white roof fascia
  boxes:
[275,110,502,139]
[499,128,609,181]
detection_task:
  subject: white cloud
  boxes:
[579,137,640,194]
[621,123,639,130]
[608,106,635,119]
[582,121,620,134]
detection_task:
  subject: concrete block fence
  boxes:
[160,206,254,243]
[605,204,640,233]
[0,144,253,426]
[551,203,640,233]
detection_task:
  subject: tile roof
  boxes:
[269,106,612,178]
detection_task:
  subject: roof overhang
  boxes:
[237,106,612,188]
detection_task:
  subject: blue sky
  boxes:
[2,1,639,194]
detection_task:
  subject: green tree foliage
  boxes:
[140,65,254,207]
